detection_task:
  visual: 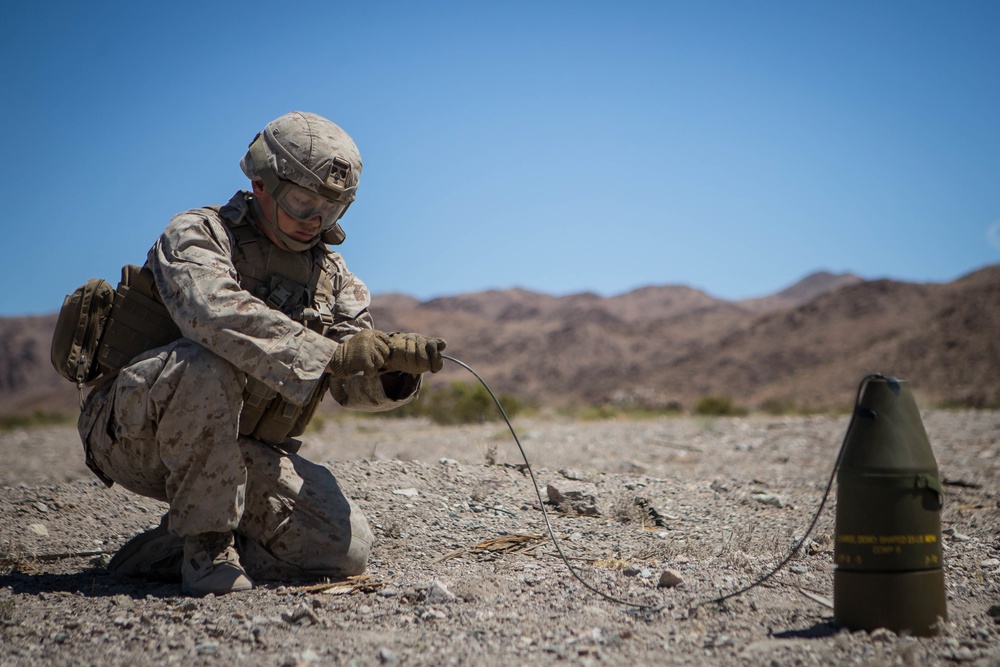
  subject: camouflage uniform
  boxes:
[78,191,417,580]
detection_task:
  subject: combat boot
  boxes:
[181,531,254,596]
[107,514,184,581]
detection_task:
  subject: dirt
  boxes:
[1,409,998,666]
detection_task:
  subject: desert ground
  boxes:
[1,408,998,666]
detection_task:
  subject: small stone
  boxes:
[26,524,48,537]
[423,580,456,603]
[392,488,419,498]
[657,569,684,588]
[869,628,895,643]
[980,558,1000,568]
[559,469,586,481]
[751,492,784,508]
[281,604,320,626]
[420,607,447,620]
[438,458,459,466]
[622,565,641,577]
[194,642,219,655]
[33,502,49,513]
[950,533,972,542]
[377,647,398,665]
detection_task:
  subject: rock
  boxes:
[545,485,600,516]
[392,488,419,498]
[281,604,320,626]
[377,647,399,665]
[423,580,456,603]
[751,492,785,508]
[26,524,48,537]
[194,642,219,655]
[869,628,895,643]
[438,458,459,466]
[657,569,684,588]
[980,558,1000,568]
[559,469,587,481]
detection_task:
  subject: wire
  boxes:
[443,355,884,616]
[688,372,882,614]
[442,354,664,611]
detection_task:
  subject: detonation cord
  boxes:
[444,354,883,617]
[442,354,662,611]
[686,373,883,615]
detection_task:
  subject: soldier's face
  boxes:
[252,180,323,245]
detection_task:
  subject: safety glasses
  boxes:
[275,180,350,229]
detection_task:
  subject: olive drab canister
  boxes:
[833,375,947,636]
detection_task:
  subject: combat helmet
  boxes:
[241,111,362,250]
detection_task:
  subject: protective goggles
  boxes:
[274,180,350,229]
[247,130,357,231]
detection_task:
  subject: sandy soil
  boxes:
[1,409,998,666]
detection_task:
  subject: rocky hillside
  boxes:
[3,267,998,417]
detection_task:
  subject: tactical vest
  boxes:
[211,198,343,445]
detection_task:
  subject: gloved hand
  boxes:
[327,329,391,377]
[382,332,447,374]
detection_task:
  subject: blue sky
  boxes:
[3,1,998,316]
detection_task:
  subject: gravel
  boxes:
[1,409,998,666]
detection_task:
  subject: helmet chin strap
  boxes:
[248,196,319,252]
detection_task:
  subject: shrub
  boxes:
[760,399,796,416]
[694,394,747,416]
[383,380,523,425]
[0,412,74,431]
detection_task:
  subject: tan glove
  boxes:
[327,329,391,377]
[382,332,447,374]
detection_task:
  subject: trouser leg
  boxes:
[81,340,372,580]
[84,340,246,536]
[235,439,373,580]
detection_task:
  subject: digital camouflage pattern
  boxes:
[78,191,416,578]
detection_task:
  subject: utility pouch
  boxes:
[239,376,327,446]
[50,278,116,384]
[97,265,182,372]
[239,376,279,437]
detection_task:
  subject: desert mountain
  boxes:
[2,267,996,417]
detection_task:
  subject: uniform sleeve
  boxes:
[323,253,422,410]
[147,211,337,406]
